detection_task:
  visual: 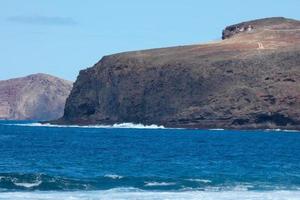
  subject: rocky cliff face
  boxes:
[0,73,72,120]
[55,17,300,129]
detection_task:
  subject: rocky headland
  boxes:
[0,73,72,120]
[53,17,300,129]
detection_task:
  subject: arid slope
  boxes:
[0,73,72,120]
[55,17,300,129]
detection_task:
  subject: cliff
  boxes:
[0,73,72,120]
[54,17,300,129]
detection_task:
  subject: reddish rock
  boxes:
[0,73,72,120]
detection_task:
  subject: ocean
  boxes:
[0,121,300,199]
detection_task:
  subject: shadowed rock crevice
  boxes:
[254,113,296,126]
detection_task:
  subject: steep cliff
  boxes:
[0,73,72,120]
[54,17,300,129]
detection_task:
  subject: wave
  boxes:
[6,122,300,132]
[1,173,300,192]
[263,129,300,133]
[0,173,90,191]
[208,128,300,133]
[186,179,212,183]
[104,174,124,179]
[144,182,176,187]
[6,122,166,129]
[13,181,42,188]
[0,190,300,200]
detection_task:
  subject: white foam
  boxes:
[264,129,300,133]
[186,179,212,183]
[203,184,255,192]
[7,122,165,129]
[265,129,282,132]
[104,174,123,179]
[13,181,42,188]
[144,182,176,187]
[0,190,300,200]
[6,123,300,132]
[209,128,300,133]
[282,129,300,133]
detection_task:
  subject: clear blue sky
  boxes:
[1,0,300,81]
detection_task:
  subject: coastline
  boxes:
[44,118,300,131]
[0,190,300,200]
[11,121,300,132]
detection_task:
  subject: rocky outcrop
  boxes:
[0,73,72,120]
[222,17,298,39]
[54,17,300,129]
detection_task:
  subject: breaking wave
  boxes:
[1,172,299,192]
[144,182,176,187]
[0,190,300,200]
[1,173,300,199]
[13,181,42,188]
[186,179,212,183]
[264,129,300,133]
[104,174,124,179]
[7,122,165,129]
[6,122,300,132]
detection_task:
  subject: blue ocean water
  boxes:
[0,120,300,199]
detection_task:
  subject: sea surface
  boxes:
[0,121,300,199]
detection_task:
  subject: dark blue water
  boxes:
[0,121,300,196]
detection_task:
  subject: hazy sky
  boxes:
[1,0,300,81]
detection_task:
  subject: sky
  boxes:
[1,0,300,81]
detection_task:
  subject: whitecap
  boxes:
[204,184,254,192]
[264,129,282,132]
[282,129,300,133]
[144,182,176,187]
[186,178,212,183]
[104,174,124,179]
[264,129,300,133]
[13,181,42,188]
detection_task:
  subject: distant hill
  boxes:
[54,17,300,130]
[0,73,72,120]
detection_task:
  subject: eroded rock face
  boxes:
[0,74,72,120]
[222,17,299,39]
[55,17,300,129]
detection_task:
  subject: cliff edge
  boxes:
[54,17,300,129]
